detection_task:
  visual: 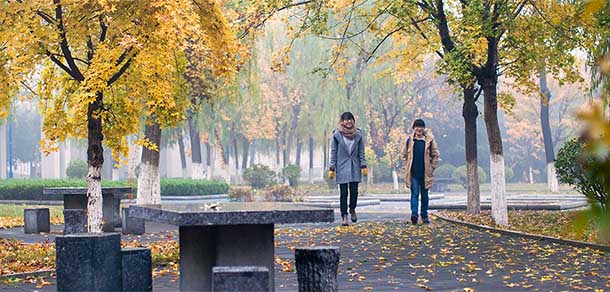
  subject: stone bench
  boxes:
[431,177,454,192]
[24,208,50,234]
[212,266,270,292]
[63,209,87,234]
[122,247,152,292]
[295,246,340,292]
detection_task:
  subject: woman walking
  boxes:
[328,112,367,226]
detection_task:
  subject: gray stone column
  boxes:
[295,246,340,292]
[56,233,122,291]
[212,266,269,292]
[179,224,275,291]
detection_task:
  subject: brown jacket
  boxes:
[401,130,441,189]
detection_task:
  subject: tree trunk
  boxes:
[275,138,281,169]
[241,137,250,169]
[463,86,481,214]
[482,77,508,226]
[249,141,256,166]
[137,121,161,205]
[539,66,559,192]
[295,138,303,167]
[205,142,213,179]
[232,131,239,172]
[308,136,314,184]
[177,128,187,178]
[322,133,328,174]
[86,92,104,233]
[282,131,288,168]
[188,115,204,179]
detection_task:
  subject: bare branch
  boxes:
[365,26,403,63]
[54,0,84,81]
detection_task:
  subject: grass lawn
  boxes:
[438,210,609,245]
[0,204,63,229]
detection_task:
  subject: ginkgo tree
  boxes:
[0,0,235,233]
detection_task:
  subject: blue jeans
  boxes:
[410,177,429,219]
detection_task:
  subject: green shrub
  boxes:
[282,164,302,186]
[435,163,456,178]
[66,159,88,179]
[243,164,277,189]
[228,186,254,202]
[0,178,229,200]
[159,179,229,196]
[263,185,302,202]
[452,165,487,189]
[556,138,607,207]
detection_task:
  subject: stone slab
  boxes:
[43,187,132,196]
[129,202,334,226]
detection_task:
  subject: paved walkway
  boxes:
[2,208,609,291]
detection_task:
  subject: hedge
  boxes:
[0,179,229,201]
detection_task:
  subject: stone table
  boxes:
[43,187,132,232]
[129,202,334,291]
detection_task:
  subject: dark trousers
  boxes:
[339,182,359,216]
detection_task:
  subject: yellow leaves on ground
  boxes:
[275,256,293,272]
[0,239,54,276]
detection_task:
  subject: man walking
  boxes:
[402,119,440,224]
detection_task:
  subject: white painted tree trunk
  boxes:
[490,154,508,226]
[547,162,559,192]
[191,163,205,179]
[87,165,103,233]
[127,138,141,181]
[529,167,535,184]
[392,169,399,192]
[137,162,161,205]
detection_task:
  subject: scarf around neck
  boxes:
[338,122,357,140]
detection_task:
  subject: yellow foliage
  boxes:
[0,0,237,164]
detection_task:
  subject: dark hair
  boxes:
[412,119,425,129]
[340,112,355,121]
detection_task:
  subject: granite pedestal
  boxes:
[122,247,152,292]
[23,208,50,234]
[212,266,269,292]
[63,209,87,234]
[129,202,334,291]
[56,233,122,291]
[121,207,145,235]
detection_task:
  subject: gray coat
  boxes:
[329,129,367,184]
